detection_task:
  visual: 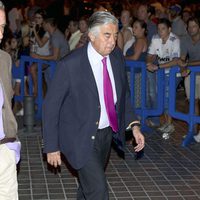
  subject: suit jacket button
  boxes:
[96,121,99,125]
[91,136,95,140]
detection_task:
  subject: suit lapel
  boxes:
[80,45,122,102]
[109,51,122,105]
[80,45,99,99]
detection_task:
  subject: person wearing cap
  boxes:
[0,2,21,200]
[182,7,192,26]
[168,4,187,38]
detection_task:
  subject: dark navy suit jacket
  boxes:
[43,44,137,169]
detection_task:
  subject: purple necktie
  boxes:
[102,57,118,132]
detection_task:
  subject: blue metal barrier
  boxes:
[126,61,200,146]
[126,60,165,132]
[12,56,56,119]
[169,66,200,147]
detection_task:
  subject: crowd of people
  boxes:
[6,0,198,138]
[0,0,200,199]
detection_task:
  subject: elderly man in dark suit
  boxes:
[43,11,145,200]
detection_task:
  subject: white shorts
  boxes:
[0,144,18,200]
[184,75,200,99]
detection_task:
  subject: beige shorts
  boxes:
[0,144,18,200]
[184,75,200,99]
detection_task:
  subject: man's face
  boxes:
[11,38,18,49]
[158,23,171,40]
[188,20,200,37]
[89,23,118,57]
[68,21,78,34]
[79,20,88,33]
[169,10,177,18]
[132,21,144,37]
[120,10,131,26]
[0,8,6,43]
[137,5,148,21]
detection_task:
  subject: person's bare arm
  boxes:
[34,31,49,48]
[30,47,60,61]
[159,58,178,69]
[123,28,132,45]
[126,39,144,60]
[146,54,157,72]
[117,31,124,50]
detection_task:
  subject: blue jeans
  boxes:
[146,71,160,125]
[146,70,183,124]
[44,66,55,89]
[146,71,157,109]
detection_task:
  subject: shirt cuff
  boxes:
[127,121,141,130]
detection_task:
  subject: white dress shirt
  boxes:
[87,42,117,129]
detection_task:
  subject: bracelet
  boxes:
[130,122,141,129]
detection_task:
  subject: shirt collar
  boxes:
[88,42,108,66]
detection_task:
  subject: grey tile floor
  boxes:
[17,91,200,200]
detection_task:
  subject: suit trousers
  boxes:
[0,144,18,200]
[77,127,113,200]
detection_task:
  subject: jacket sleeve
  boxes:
[121,51,139,127]
[42,60,70,153]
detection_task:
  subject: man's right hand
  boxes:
[47,151,61,168]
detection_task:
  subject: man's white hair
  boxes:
[88,11,118,36]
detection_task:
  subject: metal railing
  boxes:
[126,60,200,146]
[169,66,200,146]
[126,60,165,132]
[12,56,56,119]
[13,58,200,146]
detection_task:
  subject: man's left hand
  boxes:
[132,127,145,152]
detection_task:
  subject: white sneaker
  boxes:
[163,124,175,133]
[194,132,200,143]
[16,108,24,116]
[157,123,169,132]
[162,132,170,140]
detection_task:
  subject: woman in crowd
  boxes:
[126,19,148,61]
[29,9,50,96]
[126,19,148,108]
[120,9,135,55]
[75,16,88,49]
[12,21,30,115]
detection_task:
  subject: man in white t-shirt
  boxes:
[147,18,181,137]
[148,31,180,74]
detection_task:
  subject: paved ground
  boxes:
[17,90,200,200]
